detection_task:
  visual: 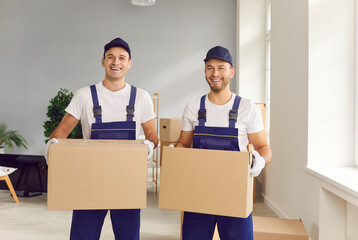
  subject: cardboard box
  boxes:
[211,217,308,240]
[253,216,309,240]
[159,140,176,166]
[159,146,253,218]
[47,139,148,210]
[159,118,182,142]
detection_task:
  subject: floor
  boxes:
[0,171,277,240]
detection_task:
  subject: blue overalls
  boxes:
[70,84,140,240]
[182,95,253,240]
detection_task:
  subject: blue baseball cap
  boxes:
[104,37,131,59]
[204,46,233,66]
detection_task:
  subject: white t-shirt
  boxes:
[182,93,264,151]
[66,82,156,139]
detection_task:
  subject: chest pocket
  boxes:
[192,95,241,152]
[89,85,137,140]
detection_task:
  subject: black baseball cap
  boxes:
[104,37,131,59]
[204,46,233,66]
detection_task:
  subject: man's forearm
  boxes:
[256,145,272,165]
[145,132,158,148]
[175,142,187,148]
[49,127,71,139]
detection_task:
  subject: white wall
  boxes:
[264,0,321,239]
[0,0,236,154]
[236,1,320,239]
[237,0,266,103]
[236,0,266,185]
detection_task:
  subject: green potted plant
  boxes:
[0,123,28,153]
[43,88,82,142]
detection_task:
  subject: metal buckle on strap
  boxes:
[93,106,102,117]
[126,105,135,116]
[198,109,206,119]
[229,110,238,121]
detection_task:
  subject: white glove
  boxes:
[144,140,155,162]
[250,150,266,177]
[45,138,58,165]
[168,144,175,147]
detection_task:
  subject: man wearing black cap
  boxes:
[175,46,272,240]
[45,37,158,240]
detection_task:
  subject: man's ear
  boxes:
[230,67,236,78]
[101,57,105,67]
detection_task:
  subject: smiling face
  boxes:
[102,47,132,82]
[205,58,235,93]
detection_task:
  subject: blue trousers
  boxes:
[182,212,253,240]
[70,209,140,240]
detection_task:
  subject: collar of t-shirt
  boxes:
[99,82,129,96]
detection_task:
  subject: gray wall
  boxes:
[0,0,236,154]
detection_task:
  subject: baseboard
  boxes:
[261,193,289,219]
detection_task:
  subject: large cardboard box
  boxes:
[159,118,182,142]
[47,139,148,210]
[159,146,253,218]
[253,216,309,240]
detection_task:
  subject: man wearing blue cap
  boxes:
[175,46,272,240]
[45,37,158,240]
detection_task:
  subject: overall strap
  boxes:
[126,86,137,121]
[90,85,102,123]
[229,95,241,128]
[198,95,207,126]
